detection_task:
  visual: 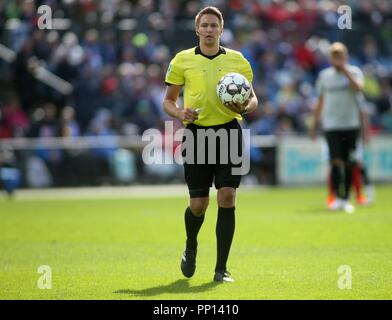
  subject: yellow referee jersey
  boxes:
[165,46,253,126]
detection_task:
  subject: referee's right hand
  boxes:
[177,108,199,122]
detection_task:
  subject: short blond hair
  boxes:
[329,42,348,56]
[195,6,224,28]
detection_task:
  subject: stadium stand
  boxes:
[0,0,391,187]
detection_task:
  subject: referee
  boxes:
[162,6,258,282]
[311,42,368,213]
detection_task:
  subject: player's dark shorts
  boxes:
[182,119,243,198]
[325,129,359,162]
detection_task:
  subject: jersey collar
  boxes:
[195,46,226,60]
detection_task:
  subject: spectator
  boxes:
[0,97,28,138]
[29,103,63,186]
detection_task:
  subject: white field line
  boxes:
[3,184,263,201]
[7,185,189,201]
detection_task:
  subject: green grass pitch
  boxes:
[1,186,391,300]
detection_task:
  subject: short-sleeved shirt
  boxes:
[165,46,253,126]
[315,65,365,131]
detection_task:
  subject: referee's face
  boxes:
[196,14,223,47]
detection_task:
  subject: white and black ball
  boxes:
[217,73,251,105]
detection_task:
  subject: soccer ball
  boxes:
[217,73,251,105]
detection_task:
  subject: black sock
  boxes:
[331,164,342,198]
[185,207,204,250]
[343,164,353,200]
[215,207,235,272]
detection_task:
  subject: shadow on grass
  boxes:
[114,279,220,297]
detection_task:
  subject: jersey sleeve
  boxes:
[349,66,366,110]
[165,53,184,86]
[238,54,253,83]
[351,66,364,87]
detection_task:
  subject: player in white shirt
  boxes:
[311,42,369,213]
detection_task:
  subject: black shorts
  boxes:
[325,129,359,162]
[182,119,243,198]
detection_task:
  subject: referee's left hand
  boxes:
[224,100,248,115]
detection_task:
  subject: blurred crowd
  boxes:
[1,0,392,140]
[0,0,392,186]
